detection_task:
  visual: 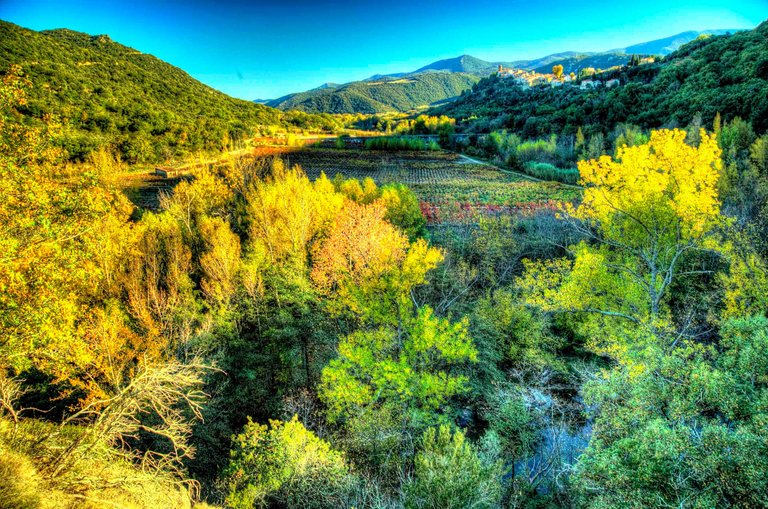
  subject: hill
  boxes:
[432,21,768,136]
[0,20,338,163]
[413,54,516,75]
[267,29,739,115]
[267,72,480,114]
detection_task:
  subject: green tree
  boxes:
[320,306,476,425]
[572,316,768,508]
[225,416,354,509]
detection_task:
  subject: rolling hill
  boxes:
[0,20,337,163]
[266,72,480,114]
[266,28,740,115]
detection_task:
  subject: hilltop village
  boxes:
[496,55,655,89]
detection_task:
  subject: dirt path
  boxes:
[457,153,583,190]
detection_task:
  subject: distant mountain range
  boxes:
[264,29,741,114]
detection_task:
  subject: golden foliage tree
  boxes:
[312,200,442,324]
[519,129,725,363]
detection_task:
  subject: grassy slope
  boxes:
[0,418,203,509]
[269,72,480,114]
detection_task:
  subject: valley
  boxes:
[1,5,768,509]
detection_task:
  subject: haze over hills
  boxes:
[611,29,738,55]
[265,28,741,114]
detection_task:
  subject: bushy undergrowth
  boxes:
[523,162,580,184]
[0,418,196,509]
[365,136,440,151]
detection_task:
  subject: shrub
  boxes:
[364,136,437,151]
[523,162,580,184]
[0,450,43,509]
[516,135,557,164]
[403,425,501,509]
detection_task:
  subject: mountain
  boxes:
[267,29,741,115]
[413,54,515,75]
[432,21,768,135]
[611,29,740,55]
[0,20,336,163]
[516,30,741,75]
[267,72,480,114]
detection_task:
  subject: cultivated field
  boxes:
[270,148,579,224]
[120,147,580,223]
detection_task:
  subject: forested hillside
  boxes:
[436,21,768,135]
[0,21,342,163]
[268,72,480,114]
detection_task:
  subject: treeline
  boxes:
[0,21,350,164]
[435,20,768,138]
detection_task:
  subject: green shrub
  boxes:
[523,162,580,184]
[403,425,501,509]
[516,135,557,163]
[364,136,437,151]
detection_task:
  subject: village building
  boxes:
[605,78,620,88]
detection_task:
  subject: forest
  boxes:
[2,10,768,509]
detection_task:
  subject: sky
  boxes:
[0,0,766,100]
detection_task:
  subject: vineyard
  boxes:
[263,148,580,224]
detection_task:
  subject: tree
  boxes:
[312,200,441,324]
[246,161,343,267]
[572,317,768,508]
[552,64,564,80]
[0,65,128,382]
[320,306,476,425]
[225,416,354,509]
[519,129,725,362]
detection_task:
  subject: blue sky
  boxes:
[1,0,766,100]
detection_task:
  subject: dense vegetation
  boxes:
[268,72,480,114]
[436,21,768,137]
[4,17,768,509]
[0,21,346,164]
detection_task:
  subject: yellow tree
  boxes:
[552,64,564,79]
[246,161,343,267]
[0,66,126,378]
[518,129,725,362]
